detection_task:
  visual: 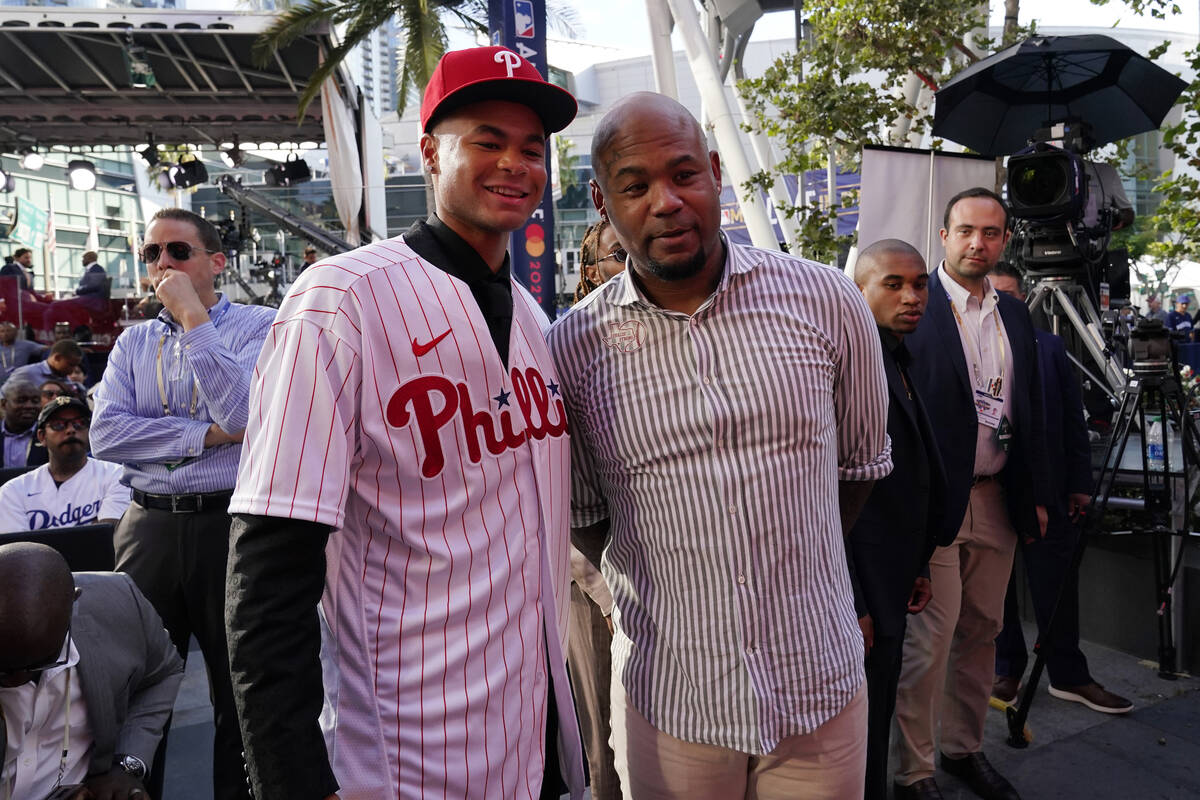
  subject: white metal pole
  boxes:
[662,0,780,252]
[644,0,679,99]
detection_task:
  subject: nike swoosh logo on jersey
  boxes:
[412,328,452,357]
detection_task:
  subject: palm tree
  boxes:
[254,0,579,119]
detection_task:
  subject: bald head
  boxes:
[854,238,929,337]
[855,239,925,285]
[0,543,75,685]
[591,92,706,191]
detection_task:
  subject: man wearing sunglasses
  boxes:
[91,208,275,800]
[0,542,184,800]
[0,396,129,533]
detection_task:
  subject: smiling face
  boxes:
[940,196,1009,290]
[592,96,723,285]
[421,99,547,261]
[2,385,40,432]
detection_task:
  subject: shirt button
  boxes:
[729,505,737,514]
[703,376,712,385]
[745,645,756,655]
[737,574,746,585]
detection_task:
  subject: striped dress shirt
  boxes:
[91,294,276,494]
[546,240,892,754]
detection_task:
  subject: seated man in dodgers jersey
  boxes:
[225,46,587,800]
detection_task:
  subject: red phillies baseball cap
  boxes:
[420,46,578,135]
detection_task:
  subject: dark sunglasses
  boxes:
[45,418,90,432]
[597,247,628,265]
[140,241,218,264]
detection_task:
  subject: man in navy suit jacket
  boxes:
[849,239,952,800]
[893,189,1051,800]
[989,264,1132,715]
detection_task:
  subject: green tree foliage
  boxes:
[1092,0,1198,297]
[737,1,991,260]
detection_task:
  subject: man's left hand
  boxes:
[907,576,933,614]
[1035,505,1048,538]
[1068,492,1090,521]
[84,768,150,800]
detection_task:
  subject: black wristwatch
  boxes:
[115,753,147,779]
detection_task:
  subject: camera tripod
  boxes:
[1005,363,1198,747]
[1024,276,1126,394]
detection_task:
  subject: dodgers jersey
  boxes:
[230,235,582,800]
[0,457,129,532]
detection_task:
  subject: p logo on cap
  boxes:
[420,46,577,135]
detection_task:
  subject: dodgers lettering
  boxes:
[386,366,568,478]
[27,500,101,530]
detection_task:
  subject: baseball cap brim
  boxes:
[424,77,577,135]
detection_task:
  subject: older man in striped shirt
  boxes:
[547,92,892,799]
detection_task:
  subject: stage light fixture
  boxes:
[264,154,311,187]
[167,156,209,189]
[137,134,160,167]
[67,159,97,191]
[0,168,15,193]
[18,148,43,171]
[124,37,156,89]
[220,137,245,168]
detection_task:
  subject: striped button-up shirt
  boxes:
[546,240,892,754]
[92,294,275,494]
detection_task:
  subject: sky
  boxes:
[558,0,1200,65]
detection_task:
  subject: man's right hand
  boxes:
[858,614,874,656]
[204,423,245,448]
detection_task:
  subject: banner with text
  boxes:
[489,0,558,319]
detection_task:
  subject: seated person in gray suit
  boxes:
[0,542,184,800]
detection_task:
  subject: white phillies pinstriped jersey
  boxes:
[229,236,582,800]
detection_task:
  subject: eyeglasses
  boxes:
[45,418,90,432]
[596,247,627,265]
[140,241,218,264]
[0,623,71,680]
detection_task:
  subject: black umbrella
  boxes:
[933,34,1187,156]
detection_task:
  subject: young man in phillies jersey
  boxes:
[225,46,585,800]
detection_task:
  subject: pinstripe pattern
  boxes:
[91,295,276,493]
[229,236,582,800]
[546,240,892,755]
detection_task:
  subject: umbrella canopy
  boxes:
[933,34,1187,156]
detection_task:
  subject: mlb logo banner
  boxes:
[514,0,535,38]
[488,0,558,319]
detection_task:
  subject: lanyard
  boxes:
[1,668,72,800]
[947,292,1006,390]
[0,347,10,371]
[155,333,199,419]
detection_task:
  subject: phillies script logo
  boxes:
[386,366,567,478]
[602,320,646,352]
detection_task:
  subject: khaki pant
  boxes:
[893,480,1017,784]
[610,678,867,799]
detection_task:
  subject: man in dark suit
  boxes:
[893,188,1051,800]
[0,541,184,800]
[0,377,49,469]
[989,264,1132,714]
[850,239,951,800]
[0,248,35,292]
[76,251,110,298]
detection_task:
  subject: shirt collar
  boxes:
[610,232,751,309]
[158,292,231,330]
[1,420,33,437]
[422,215,511,286]
[938,261,998,314]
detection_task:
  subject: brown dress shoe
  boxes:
[894,777,945,799]
[1049,681,1133,714]
[991,674,1020,705]
[940,752,1021,800]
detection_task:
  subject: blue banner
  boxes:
[719,169,861,246]
[489,0,558,319]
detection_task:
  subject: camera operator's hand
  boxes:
[84,767,149,800]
